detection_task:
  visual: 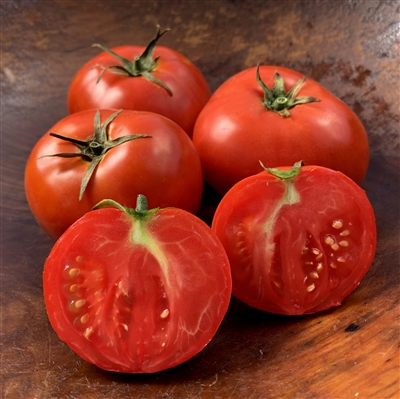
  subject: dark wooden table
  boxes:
[1,1,399,398]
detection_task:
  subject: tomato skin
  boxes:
[43,204,232,373]
[211,165,376,315]
[68,45,211,137]
[192,66,370,194]
[25,109,203,240]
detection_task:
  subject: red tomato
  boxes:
[43,197,232,373]
[67,26,211,137]
[192,65,370,194]
[211,162,376,315]
[25,109,203,240]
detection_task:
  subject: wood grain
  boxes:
[1,1,399,398]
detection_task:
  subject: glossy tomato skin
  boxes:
[211,165,376,315]
[25,109,203,240]
[43,205,232,373]
[68,45,211,137]
[192,66,370,194]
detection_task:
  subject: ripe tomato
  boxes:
[211,162,376,315]
[192,65,370,194]
[43,196,232,373]
[25,109,203,240]
[67,26,211,137]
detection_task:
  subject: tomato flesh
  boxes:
[211,165,376,315]
[44,206,232,373]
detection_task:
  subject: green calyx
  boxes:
[260,161,304,206]
[94,195,159,220]
[91,25,172,95]
[256,64,320,117]
[259,160,304,179]
[40,110,151,201]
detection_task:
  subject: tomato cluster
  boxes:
[25,25,376,374]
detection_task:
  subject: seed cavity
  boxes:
[160,309,170,319]
[332,220,343,229]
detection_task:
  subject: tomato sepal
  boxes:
[94,195,160,221]
[39,110,151,201]
[91,25,173,95]
[256,64,320,117]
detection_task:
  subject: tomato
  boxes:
[67,26,211,137]
[25,109,203,240]
[192,65,370,194]
[211,162,376,315]
[43,196,232,373]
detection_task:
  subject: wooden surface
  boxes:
[1,1,399,398]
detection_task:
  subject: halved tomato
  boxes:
[211,162,376,315]
[44,197,232,373]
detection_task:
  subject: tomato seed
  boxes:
[69,268,79,277]
[84,327,93,340]
[332,220,343,229]
[317,263,323,271]
[80,313,89,324]
[324,236,335,246]
[340,230,350,236]
[339,240,349,247]
[160,309,170,319]
[331,243,340,251]
[70,284,78,292]
[310,272,319,279]
[75,299,86,308]
[75,255,84,262]
[337,257,346,263]
[307,284,315,292]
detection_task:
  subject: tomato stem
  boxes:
[135,194,149,214]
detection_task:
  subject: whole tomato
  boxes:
[212,162,376,315]
[43,196,232,373]
[25,109,203,240]
[67,26,211,137]
[192,65,370,194]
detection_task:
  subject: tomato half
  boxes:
[67,26,211,137]
[211,163,376,315]
[192,65,370,194]
[43,197,232,373]
[25,109,203,240]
